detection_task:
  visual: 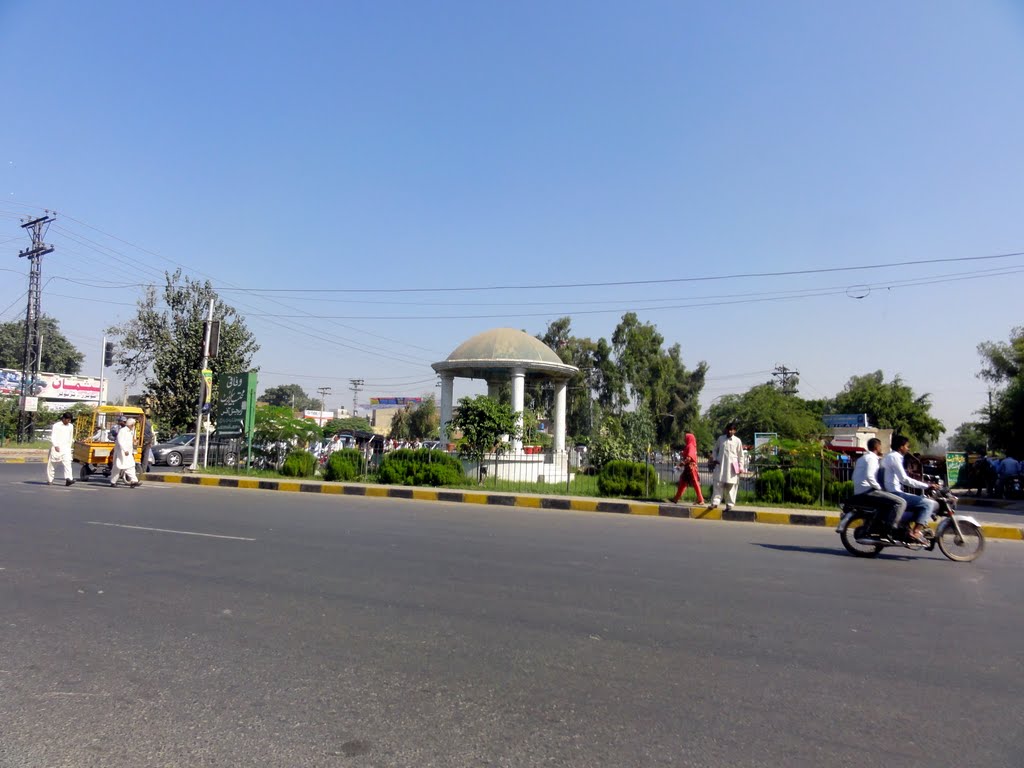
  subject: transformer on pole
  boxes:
[17,212,55,442]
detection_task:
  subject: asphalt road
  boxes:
[1,463,1022,768]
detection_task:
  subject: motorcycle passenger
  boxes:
[850,438,906,538]
[880,435,939,545]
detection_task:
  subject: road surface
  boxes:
[1,464,1021,767]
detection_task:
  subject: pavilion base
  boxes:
[465,450,574,485]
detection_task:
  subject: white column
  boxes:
[553,379,567,452]
[439,374,454,446]
[510,368,525,453]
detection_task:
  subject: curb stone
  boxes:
[141,472,1024,542]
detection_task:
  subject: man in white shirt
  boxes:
[47,411,76,486]
[708,423,744,512]
[850,438,906,536]
[880,435,938,544]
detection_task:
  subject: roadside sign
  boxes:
[946,451,967,488]
[20,396,38,412]
[215,372,257,438]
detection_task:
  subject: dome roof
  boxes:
[432,328,578,380]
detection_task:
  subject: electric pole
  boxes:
[316,386,332,415]
[771,364,800,395]
[349,378,364,418]
[17,212,55,442]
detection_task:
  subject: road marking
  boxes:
[86,521,256,541]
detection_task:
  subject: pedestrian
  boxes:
[47,410,76,487]
[708,422,744,512]
[141,413,155,473]
[670,432,704,505]
[110,417,141,488]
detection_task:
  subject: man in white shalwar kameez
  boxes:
[47,411,76,486]
[110,417,140,488]
[709,422,744,511]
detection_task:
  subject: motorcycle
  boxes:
[836,485,985,562]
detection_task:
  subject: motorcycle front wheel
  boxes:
[936,520,985,562]
[839,514,884,558]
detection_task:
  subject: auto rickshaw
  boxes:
[72,405,146,481]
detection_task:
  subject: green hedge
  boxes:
[786,467,820,505]
[597,460,658,498]
[825,479,854,505]
[324,448,363,481]
[377,448,464,486]
[280,450,317,478]
[756,469,785,503]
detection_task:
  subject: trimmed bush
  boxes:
[756,469,785,504]
[324,448,363,482]
[280,449,317,478]
[377,448,464,486]
[825,479,854,505]
[786,467,820,505]
[597,460,658,498]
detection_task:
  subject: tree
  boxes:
[407,397,439,439]
[0,315,84,374]
[707,384,825,445]
[831,371,944,445]
[106,269,259,434]
[261,384,320,411]
[447,395,520,480]
[252,405,322,469]
[322,416,371,434]
[610,313,707,447]
[977,327,1024,454]
[947,422,987,454]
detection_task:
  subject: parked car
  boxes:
[151,433,239,467]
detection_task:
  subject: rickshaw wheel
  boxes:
[79,464,91,481]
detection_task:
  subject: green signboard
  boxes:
[215,372,257,438]
[946,451,967,489]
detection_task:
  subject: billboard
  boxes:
[368,397,422,408]
[1,368,108,402]
[822,413,869,429]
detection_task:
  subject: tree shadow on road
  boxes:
[754,543,917,561]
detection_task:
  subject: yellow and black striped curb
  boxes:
[0,455,47,463]
[142,473,1024,542]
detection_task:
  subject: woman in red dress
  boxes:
[671,432,704,504]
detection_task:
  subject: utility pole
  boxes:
[17,212,55,442]
[187,299,215,471]
[316,386,332,416]
[349,378,364,418]
[771,364,800,395]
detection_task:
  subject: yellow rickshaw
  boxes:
[72,405,146,481]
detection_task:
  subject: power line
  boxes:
[237,265,1024,321]
[213,249,1024,294]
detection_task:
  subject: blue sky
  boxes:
[2,0,1022,435]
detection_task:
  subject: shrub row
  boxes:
[597,460,658,498]
[377,448,464,486]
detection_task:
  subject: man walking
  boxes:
[47,411,76,487]
[708,423,744,512]
[110,417,141,488]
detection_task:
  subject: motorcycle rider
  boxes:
[880,435,939,544]
[850,438,906,538]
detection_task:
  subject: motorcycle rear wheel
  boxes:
[936,520,985,562]
[839,514,884,558]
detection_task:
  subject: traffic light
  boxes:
[104,342,115,367]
